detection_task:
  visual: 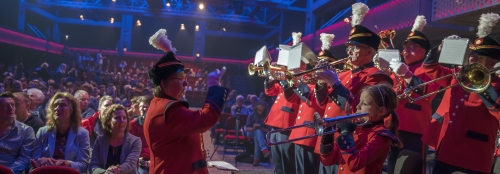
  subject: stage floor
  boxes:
[203,130,275,174]
[193,108,436,174]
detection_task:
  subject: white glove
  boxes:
[315,68,340,86]
[207,67,226,87]
[494,62,500,75]
[267,76,275,83]
[389,58,409,77]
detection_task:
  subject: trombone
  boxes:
[265,112,369,146]
[398,62,500,102]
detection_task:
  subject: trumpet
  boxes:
[248,60,288,77]
[398,63,500,102]
[265,112,369,146]
[290,57,351,83]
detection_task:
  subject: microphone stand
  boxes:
[234,113,240,167]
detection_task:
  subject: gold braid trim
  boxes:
[349,33,373,40]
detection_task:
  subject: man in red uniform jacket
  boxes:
[264,77,299,174]
[422,13,500,173]
[283,78,324,174]
[386,15,439,174]
[144,29,228,174]
[314,17,392,172]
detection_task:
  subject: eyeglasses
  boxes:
[346,45,368,53]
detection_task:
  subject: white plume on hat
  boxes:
[292,32,302,46]
[411,15,427,32]
[351,2,369,27]
[320,33,335,51]
[149,29,175,53]
[477,13,500,38]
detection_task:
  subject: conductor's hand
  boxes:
[207,67,226,87]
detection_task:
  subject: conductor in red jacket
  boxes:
[144,29,228,174]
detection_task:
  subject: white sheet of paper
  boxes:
[254,46,270,65]
[289,43,317,65]
[286,45,301,70]
[439,38,469,65]
[208,161,239,171]
[377,49,400,69]
[277,44,291,66]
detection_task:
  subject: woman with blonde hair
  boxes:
[90,104,141,174]
[32,92,90,173]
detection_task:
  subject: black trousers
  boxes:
[295,144,319,174]
[270,128,295,174]
[433,160,489,174]
[387,131,426,174]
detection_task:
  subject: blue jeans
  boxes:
[138,166,149,174]
[253,129,269,159]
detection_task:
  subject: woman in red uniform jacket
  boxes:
[144,29,228,174]
[318,83,402,174]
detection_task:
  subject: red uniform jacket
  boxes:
[421,118,441,150]
[422,48,500,173]
[284,83,325,148]
[144,86,228,174]
[264,80,299,129]
[129,116,149,158]
[393,60,439,135]
[314,63,392,154]
[82,112,99,138]
[320,123,398,174]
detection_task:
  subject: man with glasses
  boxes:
[386,15,440,174]
[313,2,394,172]
[422,13,500,173]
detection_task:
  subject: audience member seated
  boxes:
[31,92,90,173]
[127,96,141,120]
[82,95,114,147]
[0,92,35,174]
[27,88,46,114]
[247,95,259,114]
[90,104,141,174]
[74,90,95,119]
[231,95,251,116]
[129,96,153,174]
[13,92,44,134]
[245,101,271,166]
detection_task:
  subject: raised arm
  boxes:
[264,78,281,96]
[163,86,228,137]
[422,46,454,87]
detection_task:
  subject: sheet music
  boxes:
[277,44,291,66]
[208,161,239,171]
[439,38,469,65]
[377,49,400,69]
[254,46,269,65]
